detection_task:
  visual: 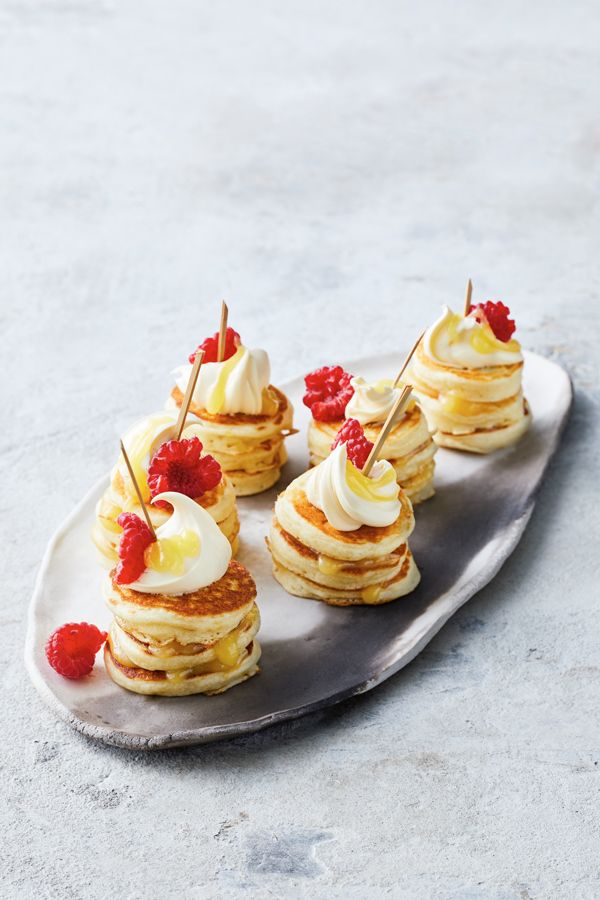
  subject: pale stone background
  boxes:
[2,1,599,897]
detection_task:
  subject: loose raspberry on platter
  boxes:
[303,365,354,422]
[188,326,241,364]
[468,301,516,343]
[114,512,155,584]
[148,437,222,508]
[331,418,374,470]
[45,622,107,679]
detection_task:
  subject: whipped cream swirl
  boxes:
[126,492,231,594]
[117,411,203,502]
[305,444,400,531]
[423,306,522,369]
[172,345,270,416]
[345,377,402,425]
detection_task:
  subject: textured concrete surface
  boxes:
[2,1,599,897]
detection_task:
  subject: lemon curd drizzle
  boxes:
[206,346,245,415]
[469,327,520,356]
[213,631,241,667]
[318,555,344,575]
[345,460,396,502]
[124,414,175,502]
[144,529,201,576]
[431,310,520,358]
[370,378,393,392]
[442,393,512,417]
[361,584,382,604]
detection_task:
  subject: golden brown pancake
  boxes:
[110,559,255,617]
[172,384,290,427]
[106,558,257,645]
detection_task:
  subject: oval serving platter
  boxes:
[25,350,572,749]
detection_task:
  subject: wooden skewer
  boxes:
[217,300,229,362]
[362,385,413,477]
[175,349,205,440]
[463,278,473,317]
[392,330,425,387]
[119,440,156,538]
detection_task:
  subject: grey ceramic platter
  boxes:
[25,350,572,750]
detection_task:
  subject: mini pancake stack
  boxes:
[305,369,436,504]
[104,492,261,696]
[267,412,420,606]
[168,323,294,496]
[408,300,530,453]
[92,411,239,567]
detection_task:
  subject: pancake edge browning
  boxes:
[104,638,261,696]
[106,559,256,645]
[270,551,420,606]
[274,472,414,562]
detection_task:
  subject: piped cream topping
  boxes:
[345,377,402,425]
[423,306,522,369]
[305,443,400,531]
[172,345,270,416]
[126,492,231,595]
[116,411,203,503]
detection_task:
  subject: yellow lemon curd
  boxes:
[345,461,396,502]
[318,556,344,575]
[361,584,382,604]
[144,530,201,576]
[434,311,520,358]
[205,346,245,414]
[213,632,241,667]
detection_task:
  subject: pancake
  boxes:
[274,471,414,562]
[433,402,531,452]
[93,475,239,566]
[109,604,261,672]
[104,638,261,696]
[416,387,525,431]
[271,550,420,606]
[106,559,256,645]
[410,341,523,402]
[407,341,530,453]
[267,519,407,589]
[307,402,436,503]
[224,444,288,496]
[167,385,295,496]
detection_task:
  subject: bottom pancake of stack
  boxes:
[104,560,261,696]
[307,402,436,504]
[267,472,420,606]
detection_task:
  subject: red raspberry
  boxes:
[114,512,155,585]
[331,418,374,470]
[45,622,107,679]
[303,365,354,422]
[468,301,516,343]
[148,437,222,508]
[188,326,241,364]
